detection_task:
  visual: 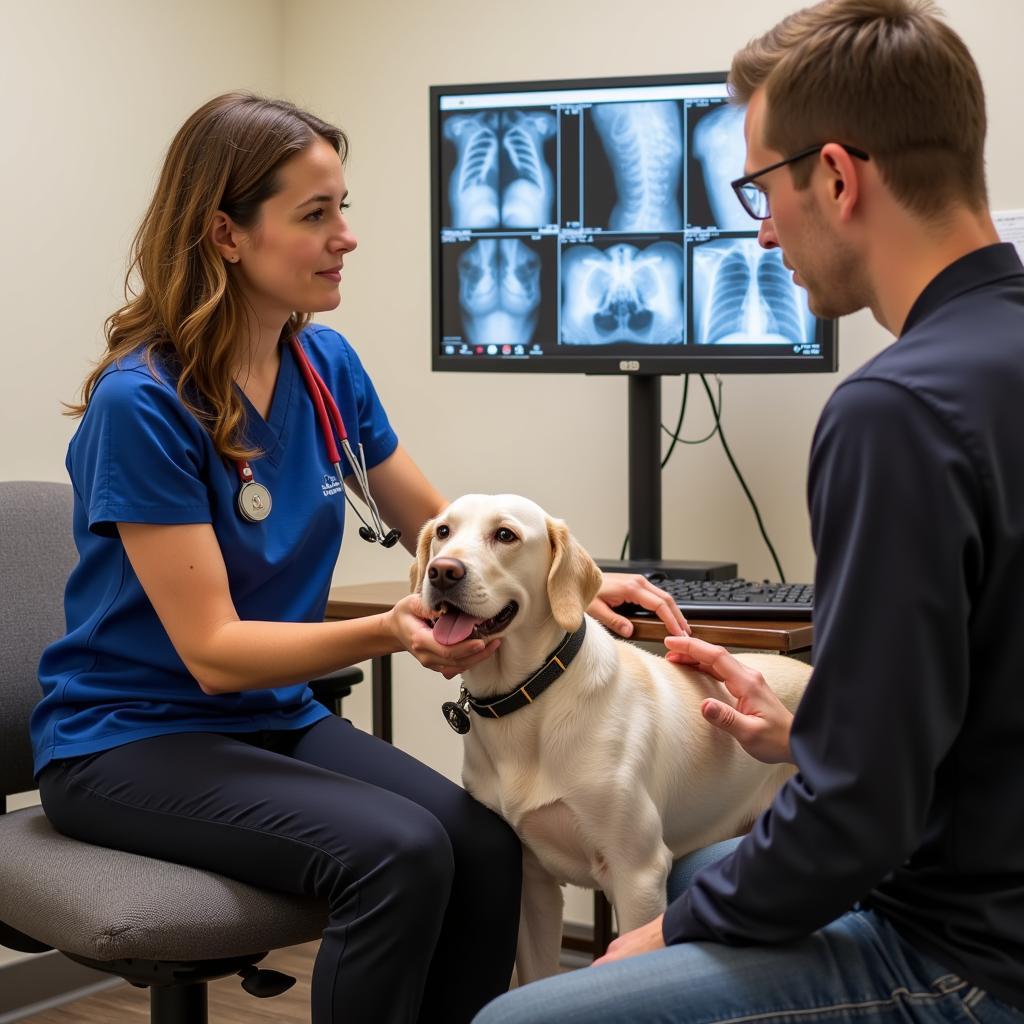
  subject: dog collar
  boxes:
[441,619,587,734]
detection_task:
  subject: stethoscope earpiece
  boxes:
[358,525,401,548]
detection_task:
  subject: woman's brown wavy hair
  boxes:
[68,92,348,460]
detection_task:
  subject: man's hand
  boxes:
[589,573,690,639]
[664,635,795,764]
[591,914,665,966]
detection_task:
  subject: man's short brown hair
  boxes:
[730,0,987,217]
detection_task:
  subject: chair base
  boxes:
[62,951,270,1024]
[152,980,207,1024]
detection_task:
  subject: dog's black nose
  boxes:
[428,557,466,591]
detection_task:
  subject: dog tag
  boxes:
[442,687,472,734]
[442,700,471,734]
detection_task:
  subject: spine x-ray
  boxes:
[444,110,557,229]
[691,238,814,345]
[562,241,685,345]
[588,101,683,231]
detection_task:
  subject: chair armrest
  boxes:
[308,666,364,715]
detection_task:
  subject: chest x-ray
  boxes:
[589,102,683,231]
[692,237,814,345]
[690,102,750,231]
[458,237,543,346]
[444,110,557,229]
[562,241,685,345]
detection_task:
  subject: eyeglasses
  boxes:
[731,143,870,221]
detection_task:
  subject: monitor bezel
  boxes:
[429,70,838,377]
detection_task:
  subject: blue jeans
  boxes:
[474,839,1023,1024]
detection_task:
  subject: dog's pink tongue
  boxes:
[433,609,482,646]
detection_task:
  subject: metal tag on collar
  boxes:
[441,687,472,734]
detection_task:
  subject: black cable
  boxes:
[618,374,715,560]
[699,374,786,583]
[618,375,786,582]
[659,374,689,468]
[661,375,721,447]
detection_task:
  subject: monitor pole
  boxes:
[628,375,661,561]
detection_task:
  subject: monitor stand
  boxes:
[595,376,736,582]
[628,375,662,561]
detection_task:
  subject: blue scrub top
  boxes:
[32,324,399,777]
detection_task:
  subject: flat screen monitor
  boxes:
[430,72,838,376]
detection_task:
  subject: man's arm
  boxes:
[661,379,978,946]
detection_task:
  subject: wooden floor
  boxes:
[21,941,320,1023]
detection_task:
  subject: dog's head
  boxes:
[411,494,603,646]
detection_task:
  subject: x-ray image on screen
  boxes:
[691,237,814,345]
[688,102,750,231]
[441,109,557,229]
[583,102,684,232]
[443,237,554,348]
[561,240,685,345]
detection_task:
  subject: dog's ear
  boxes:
[409,515,437,594]
[546,516,604,632]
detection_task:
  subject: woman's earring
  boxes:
[230,256,239,263]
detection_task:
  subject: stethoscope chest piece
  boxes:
[231,335,400,546]
[237,480,273,522]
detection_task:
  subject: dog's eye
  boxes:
[436,524,450,539]
[495,527,518,544]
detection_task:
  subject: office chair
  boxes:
[0,480,362,1023]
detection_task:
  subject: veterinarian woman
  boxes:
[29,93,686,1024]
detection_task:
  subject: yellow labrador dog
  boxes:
[411,494,810,982]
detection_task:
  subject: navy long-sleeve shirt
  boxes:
[662,243,1024,1011]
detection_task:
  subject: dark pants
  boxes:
[38,715,522,1023]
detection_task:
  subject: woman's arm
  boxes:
[119,520,496,694]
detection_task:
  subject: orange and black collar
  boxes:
[442,620,587,734]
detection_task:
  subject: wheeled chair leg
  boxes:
[151,980,208,1024]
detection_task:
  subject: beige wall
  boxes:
[0,0,284,479]
[2,0,1021,934]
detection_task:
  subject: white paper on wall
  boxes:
[993,208,1024,264]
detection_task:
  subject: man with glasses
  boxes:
[475,1,1024,1022]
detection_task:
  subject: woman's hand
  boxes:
[588,573,690,639]
[386,593,500,679]
[664,635,795,764]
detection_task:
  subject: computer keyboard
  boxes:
[620,578,814,620]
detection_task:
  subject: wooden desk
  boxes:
[327,580,813,742]
[326,581,813,958]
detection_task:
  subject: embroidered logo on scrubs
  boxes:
[321,473,343,497]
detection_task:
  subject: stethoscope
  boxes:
[233,335,401,548]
